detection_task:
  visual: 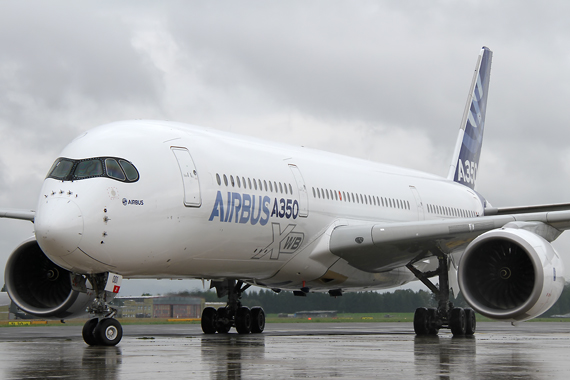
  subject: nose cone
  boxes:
[35,198,84,257]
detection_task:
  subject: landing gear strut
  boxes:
[407,253,475,337]
[80,273,123,346]
[201,279,266,335]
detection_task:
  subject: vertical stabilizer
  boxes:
[447,47,493,189]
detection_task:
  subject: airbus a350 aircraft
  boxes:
[1,47,568,346]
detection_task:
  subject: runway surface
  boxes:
[0,322,569,379]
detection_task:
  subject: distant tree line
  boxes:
[168,283,570,316]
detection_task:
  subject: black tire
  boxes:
[201,307,218,334]
[216,307,231,334]
[235,307,252,334]
[93,318,123,346]
[427,307,440,335]
[413,307,429,335]
[250,307,266,333]
[82,318,99,346]
[464,308,476,335]
[450,307,466,336]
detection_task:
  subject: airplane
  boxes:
[0,46,567,346]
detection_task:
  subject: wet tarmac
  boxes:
[0,322,569,379]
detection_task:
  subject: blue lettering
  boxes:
[292,200,299,219]
[224,192,232,222]
[260,196,271,226]
[232,192,241,223]
[250,195,262,225]
[271,198,279,217]
[285,199,292,219]
[208,191,225,221]
[210,192,299,225]
[240,194,251,224]
[278,198,286,218]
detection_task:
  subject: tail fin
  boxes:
[447,46,493,189]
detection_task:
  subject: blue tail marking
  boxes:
[449,47,493,189]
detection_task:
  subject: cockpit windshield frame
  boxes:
[47,157,140,183]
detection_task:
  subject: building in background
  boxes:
[113,296,204,319]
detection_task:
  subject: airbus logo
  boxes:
[208,191,300,226]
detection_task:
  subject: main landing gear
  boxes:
[80,273,123,346]
[201,279,266,334]
[406,253,476,337]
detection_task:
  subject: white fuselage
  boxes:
[34,120,484,292]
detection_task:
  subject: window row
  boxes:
[47,157,139,182]
[427,204,477,218]
[311,187,411,210]
[216,173,294,195]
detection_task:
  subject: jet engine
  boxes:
[4,238,95,319]
[458,227,565,322]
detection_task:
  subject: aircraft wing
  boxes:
[0,209,35,222]
[329,210,570,273]
[484,202,570,215]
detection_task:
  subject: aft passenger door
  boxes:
[171,147,202,207]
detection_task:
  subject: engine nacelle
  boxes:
[4,238,95,319]
[458,228,565,322]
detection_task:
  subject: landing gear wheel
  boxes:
[93,318,123,346]
[450,307,466,336]
[201,307,218,334]
[427,308,440,335]
[216,307,231,334]
[465,308,476,335]
[235,306,252,334]
[250,307,266,333]
[413,307,429,335]
[82,318,99,346]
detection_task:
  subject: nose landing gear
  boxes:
[80,272,123,346]
[201,279,266,335]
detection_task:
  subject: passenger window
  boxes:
[269,181,273,192]
[216,174,221,186]
[253,178,257,190]
[224,175,228,186]
[237,176,241,188]
[279,182,283,193]
[230,176,235,187]
[105,159,125,180]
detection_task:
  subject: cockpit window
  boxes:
[46,157,139,183]
[119,160,139,181]
[105,158,126,181]
[75,160,103,178]
[48,159,74,180]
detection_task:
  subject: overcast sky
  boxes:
[1,1,570,296]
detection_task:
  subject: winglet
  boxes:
[447,46,493,189]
